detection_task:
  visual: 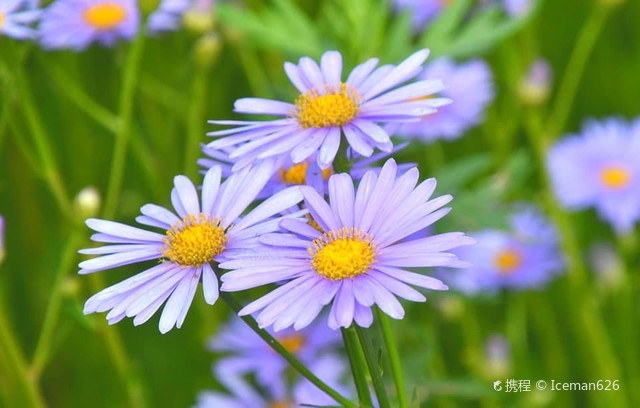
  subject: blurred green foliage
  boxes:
[1,0,640,407]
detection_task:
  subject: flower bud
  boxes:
[518,59,552,106]
[74,187,101,219]
[193,33,222,70]
[589,243,624,291]
[184,0,216,34]
[483,334,511,379]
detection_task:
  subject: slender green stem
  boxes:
[88,274,148,408]
[8,61,72,217]
[341,327,375,408]
[184,66,210,177]
[546,4,610,138]
[219,292,358,408]
[103,31,147,218]
[30,230,83,380]
[0,305,46,408]
[40,57,162,199]
[376,310,409,408]
[354,325,391,408]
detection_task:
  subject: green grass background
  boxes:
[1,0,639,407]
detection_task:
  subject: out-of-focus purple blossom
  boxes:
[39,0,139,50]
[504,0,531,17]
[0,0,42,40]
[397,58,494,142]
[547,118,640,233]
[148,0,189,33]
[443,207,564,294]
[393,0,448,31]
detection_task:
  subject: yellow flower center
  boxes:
[280,162,333,185]
[84,2,127,30]
[310,228,376,280]
[277,334,306,354]
[0,12,5,29]
[494,249,522,275]
[296,83,360,128]
[600,165,631,189]
[268,402,291,408]
[163,214,226,267]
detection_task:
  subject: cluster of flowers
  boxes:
[80,49,477,337]
[196,319,352,407]
[0,0,202,49]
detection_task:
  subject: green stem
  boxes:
[0,305,46,408]
[103,31,147,218]
[355,325,391,408]
[219,292,358,408]
[376,310,408,408]
[546,4,610,138]
[30,230,83,380]
[9,62,72,217]
[41,57,162,199]
[184,66,210,177]
[341,327,375,408]
[88,275,148,408]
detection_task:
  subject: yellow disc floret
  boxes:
[280,161,333,185]
[0,12,5,29]
[84,2,127,30]
[163,214,226,267]
[296,83,360,128]
[310,227,376,280]
[277,334,306,354]
[493,249,522,275]
[600,165,631,189]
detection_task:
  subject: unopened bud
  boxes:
[184,0,216,34]
[193,33,222,70]
[518,59,552,106]
[74,187,101,219]
[589,243,624,291]
[484,334,511,379]
[436,296,464,320]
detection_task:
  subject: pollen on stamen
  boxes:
[295,83,361,129]
[163,214,226,267]
[309,227,376,280]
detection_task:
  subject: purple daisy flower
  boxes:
[444,208,564,294]
[220,159,474,331]
[207,50,449,171]
[0,0,42,40]
[547,118,640,233]
[148,0,189,33]
[209,318,341,394]
[195,354,348,408]
[396,58,494,142]
[79,163,304,333]
[199,143,415,197]
[393,0,448,31]
[39,0,139,50]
